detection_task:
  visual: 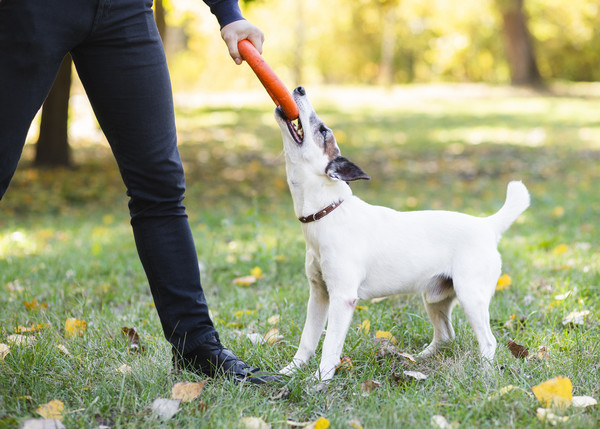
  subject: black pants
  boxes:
[0,0,218,352]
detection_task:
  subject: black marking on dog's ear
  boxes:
[325,156,371,182]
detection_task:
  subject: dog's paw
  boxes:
[417,344,437,359]
[280,363,300,376]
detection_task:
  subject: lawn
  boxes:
[1,84,599,428]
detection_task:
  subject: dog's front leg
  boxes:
[281,278,329,375]
[315,292,358,382]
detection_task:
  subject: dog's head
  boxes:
[275,86,370,184]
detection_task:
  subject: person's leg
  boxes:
[70,0,218,353]
[0,0,92,198]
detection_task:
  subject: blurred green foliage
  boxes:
[165,0,599,91]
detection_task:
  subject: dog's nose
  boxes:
[295,86,306,96]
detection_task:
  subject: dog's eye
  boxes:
[319,125,328,142]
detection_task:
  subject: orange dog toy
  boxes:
[238,39,299,120]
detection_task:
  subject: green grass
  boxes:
[1,85,599,428]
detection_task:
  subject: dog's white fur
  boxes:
[274,87,530,382]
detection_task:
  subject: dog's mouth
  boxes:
[277,107,304,144]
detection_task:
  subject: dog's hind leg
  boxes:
[281,270,330,376]
[454,272,498,362]
[419,293,457,359]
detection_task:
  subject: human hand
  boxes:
[220,19,264,65]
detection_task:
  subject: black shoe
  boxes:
[173,335,282,385]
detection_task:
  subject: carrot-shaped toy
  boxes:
[238,39,299,120]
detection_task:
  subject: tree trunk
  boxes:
[35,54,72,167]
[154,0,167,44]
[378,4,397,87]
[292,0,305,86]
[497,0,543,86]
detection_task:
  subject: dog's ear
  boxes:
[325,156,371,182]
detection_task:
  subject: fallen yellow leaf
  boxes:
[551,206,565,218]
[22,299,48,311]
[171,381,207,402]
[233,276,257,286]
[532,376,572,408]
[313,417,330,429]
[552,244,568,256]
[250,266,263,279]
[496,274,512,291]
[360,319,370,335]
[65,318,87,338]
[17,323,50,333]
[375,330,397,344]
[35,399,64,421]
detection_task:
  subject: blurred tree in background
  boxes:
[32,0,600,165]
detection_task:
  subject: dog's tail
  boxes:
[487,181,530,240]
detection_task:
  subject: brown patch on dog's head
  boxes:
[307,114,340,162]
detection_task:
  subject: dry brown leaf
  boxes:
[121,326,144,353]
[151,398,180,419]
[336,355,353,373]
[507,340,529,359]
[374,336,400,359]
[35,400,64,421]
[171,381,207,402]
[360,379,381,394]
[398,352,417,363]
[264,327,284,345]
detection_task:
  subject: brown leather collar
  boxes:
[298,200,343,223]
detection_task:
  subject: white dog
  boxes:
[274,87,530,382]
